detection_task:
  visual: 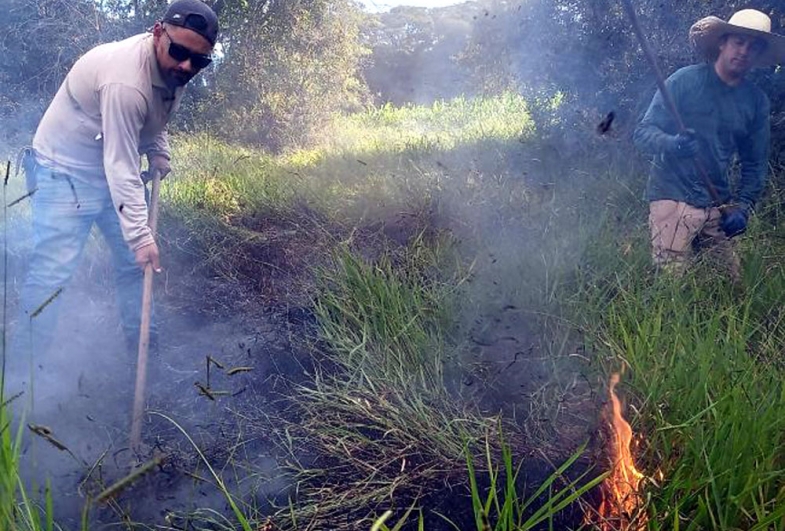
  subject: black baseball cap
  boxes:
[163,0,219,46]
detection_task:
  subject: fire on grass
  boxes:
[584,373,648,531]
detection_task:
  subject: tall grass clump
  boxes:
[315,235,455,390]
[268,230,605,529]
[1,390,65,531]
[573,201,785,530]
[442,422,605,531]
[269,236,502,529]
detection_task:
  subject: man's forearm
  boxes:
[633,122,672,155]
[100,83,153,250]
[140,130,171,161]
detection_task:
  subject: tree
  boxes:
[456,0,784,164]
[192,0,370,151]
[362,4,476,105]
[0,0,116,140]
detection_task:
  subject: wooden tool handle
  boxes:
[130,170,162,454]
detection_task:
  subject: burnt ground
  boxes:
[441,266,607,529]
[3,212,318,529]
[3,205,607,530]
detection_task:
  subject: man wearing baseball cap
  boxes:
[11,0,219,390]
[634,9,785,280]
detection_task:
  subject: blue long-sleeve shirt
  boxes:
[634,63,770,209]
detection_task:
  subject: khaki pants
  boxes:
[649,199,740,280]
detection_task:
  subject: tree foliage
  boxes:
[0,0,783,160]
[454,0,785,164]
[0,0,118,138]
[188,0,370,151]
[361,4,475,105]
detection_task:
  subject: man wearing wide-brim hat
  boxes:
[634,9,785,280]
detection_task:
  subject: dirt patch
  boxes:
[463,303,602,456]
[2,214,319,529]
[4,199,607,529]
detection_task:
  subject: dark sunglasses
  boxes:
[163,28,213,70]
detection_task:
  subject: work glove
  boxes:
[720,206,749,238]
[664,129,700,158]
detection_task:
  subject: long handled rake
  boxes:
[130,170,162,455]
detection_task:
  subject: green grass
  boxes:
[314,237,457,390]
[1,380,69,531]
[166,92,532,202]
[573,193,785,529]
[449,423,605,531]
[6,89,785,530]
[270,238,500,529]
[161,92,536,244]
[320,92,533,154]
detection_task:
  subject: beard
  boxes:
[166,69,194,88]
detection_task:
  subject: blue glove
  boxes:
[720,207,749,238]
[665,129,700,158]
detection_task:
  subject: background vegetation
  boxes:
[1,0,785,529]
[2,0,783,155]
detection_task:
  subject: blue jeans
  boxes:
[13,164,152,364]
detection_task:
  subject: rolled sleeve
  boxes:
[100,83,154,251]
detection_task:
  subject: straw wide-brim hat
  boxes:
[690,9,785,67]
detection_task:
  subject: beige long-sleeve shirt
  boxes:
[33,33,183,251]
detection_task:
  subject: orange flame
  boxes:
[585,373,647,530]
